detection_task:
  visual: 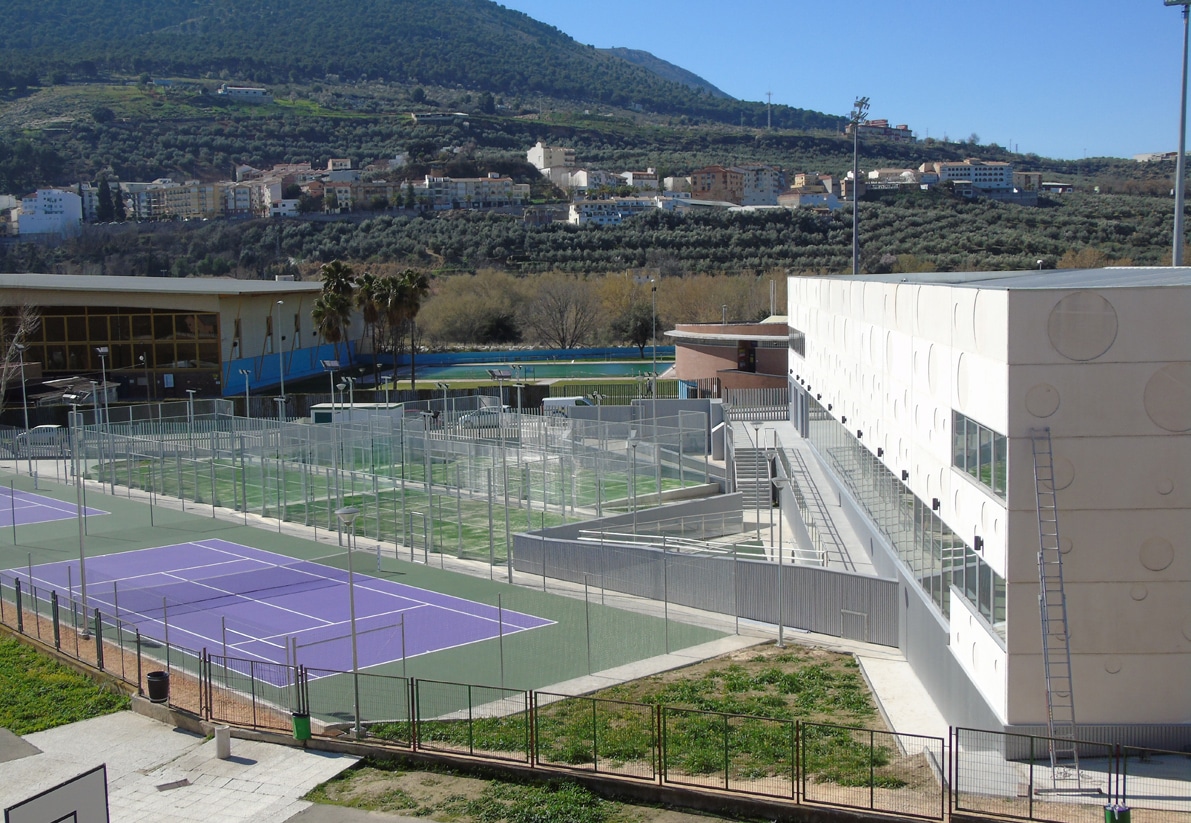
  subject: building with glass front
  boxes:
[787,268,1190,746]
[0,274,347,403]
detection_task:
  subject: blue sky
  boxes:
[498,0,1190,161]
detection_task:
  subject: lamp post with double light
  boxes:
[275,300,286,417]
[239,369,251,423]
[849,95,870,275]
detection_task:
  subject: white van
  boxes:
[542,396,594,415]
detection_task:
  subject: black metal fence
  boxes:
[3,580,1188,823]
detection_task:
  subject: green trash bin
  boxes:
[292,712,311,741]
[1105,805,1131,823]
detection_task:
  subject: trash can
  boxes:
[1105,806,1131,823]
[292,712,311,741]
[146,670,170,703]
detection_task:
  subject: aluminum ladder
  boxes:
[1030,427,1080,783]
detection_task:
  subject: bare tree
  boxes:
[521,273,601,349]
[0,304,42,418]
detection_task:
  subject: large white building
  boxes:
[526,141,576,171]
[922,159,1014,191]
[15,189,83,237]
[787,268,1190,747]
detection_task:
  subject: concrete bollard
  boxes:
[215,725,231,760]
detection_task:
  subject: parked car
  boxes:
[14,425,70,458]
[456,406,512,429]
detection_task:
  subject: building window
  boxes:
[789,327,806,357]
[952,410,1006,500]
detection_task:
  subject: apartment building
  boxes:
[15,189,83,236]
[924,159,1014,191]
[527,141,576,171]
[416,173,530,210]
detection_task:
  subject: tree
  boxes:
[111,185,126,221]
[314,261,357,361]
[396,269,431,389]
[96,178,114,222]
[612,301,655,357]
[0,304,41,420]
[354,271,383,383]
[521,273,600,349]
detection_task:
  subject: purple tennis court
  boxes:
[0,486,106,527]
[14,539,553,673]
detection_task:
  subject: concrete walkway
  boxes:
[0,711,356,822]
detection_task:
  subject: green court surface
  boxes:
[0,469,726,692]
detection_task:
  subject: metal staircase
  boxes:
[1030,427,1079,782]
[730,424,771,509]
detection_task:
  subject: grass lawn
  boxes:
[0,636,129,734]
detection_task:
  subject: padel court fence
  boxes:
[4,580,1189,823]
[68,407,713,570]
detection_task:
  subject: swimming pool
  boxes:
[396,360,668,381]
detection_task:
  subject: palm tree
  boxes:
[314,260,355,365]
[355,271,383,384]
[396,269,430,390]
[312,291,352,364]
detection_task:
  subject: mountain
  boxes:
[0,0,838,131]
[600,48,733,100]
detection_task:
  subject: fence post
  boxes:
[722,713,730,790]
[94,609,104,671]
[51,591,60,650]
[136,630,142,696]
[15,580,22,634]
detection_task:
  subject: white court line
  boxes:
[156,569,336,627]
[254,604,431,645]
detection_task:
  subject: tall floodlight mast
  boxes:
[849,96,870,276]
[1167,0,1191,265]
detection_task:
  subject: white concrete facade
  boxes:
[16,189,82,236]
[788,269,1191,734]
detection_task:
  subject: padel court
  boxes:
[8,538,553,673]
[0,486,106,527]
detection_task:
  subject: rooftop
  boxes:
[798,267,1191,290]
[0,273,322,295]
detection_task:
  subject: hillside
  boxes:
[600,48,733,100]
[0,0,837,131]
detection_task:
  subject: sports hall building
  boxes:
[786,268,1190,746]
[0,274,349,401]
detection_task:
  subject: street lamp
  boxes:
[1168,0,1191,265]
[436,382,449,422]
[849,95,870,275]
[15,344,30,476]
[275,300,286,416]
[238,369,251,422]
[335,505,363,738]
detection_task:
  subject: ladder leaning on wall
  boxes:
[1030,427,1080,784]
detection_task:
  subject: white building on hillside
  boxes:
[527,141,576,171]
[922,159,1014,191]
[15,189,83,237]
[787,268,1191,748]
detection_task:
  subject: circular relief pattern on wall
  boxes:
[956,353,971,407]
[1052,456,1075,490]
[1143,363,1191,433]
[1025,384,1061,418]
[1130,584,1148,601]
[1156,478,1175,496]
[1047,291,1118,361]
[927,344,940,393]
[1140,537,1174,572]
[1104,659,1122,675]
[1183,618,1191,642]
[1059,537,1073,555]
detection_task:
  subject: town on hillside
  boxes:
[3,115,1076,239]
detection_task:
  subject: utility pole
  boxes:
[1167,0,1191,265]
[849,96,870,276]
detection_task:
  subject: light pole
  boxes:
[773,475,788,648]
[1168,0,1191,265]
[239,369,251,422]
[89,380,102,484]
[96,347,115,493]
[275,300,286,416]
[185,388,197,461]
[335,505,362,738]
[69,403,90,638]
[321,360,343,532]
[436,382,449,422]
[722,304,727,325]
[15,344,30,476]
[139,352,151,401]
[849,95,870,275]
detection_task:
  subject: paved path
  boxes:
[0,712,356,822]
